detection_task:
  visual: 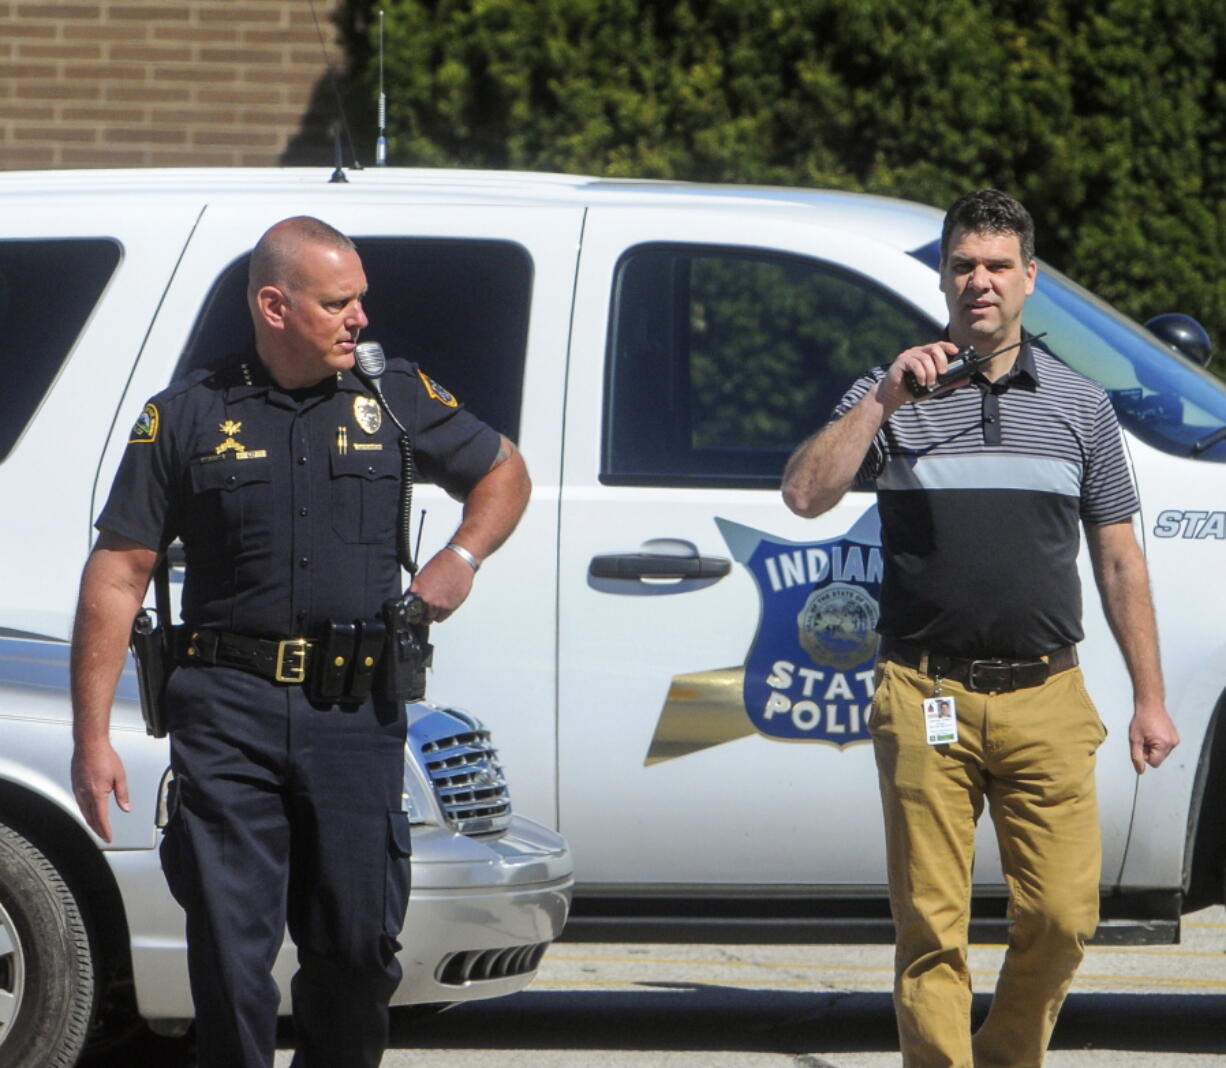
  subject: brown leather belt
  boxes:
[879,639,1078,693]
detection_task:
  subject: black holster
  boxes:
[129,556,177,738]
[379,594,432,703]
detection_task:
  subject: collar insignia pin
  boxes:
[216,419,244,455]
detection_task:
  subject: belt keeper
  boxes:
[186,629,215,662]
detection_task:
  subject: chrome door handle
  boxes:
[588,552,731,581]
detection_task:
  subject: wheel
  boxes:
[0,821,96,1067]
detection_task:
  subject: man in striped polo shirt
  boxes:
[782,189,1180,1066]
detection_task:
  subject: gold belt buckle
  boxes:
[274,638,310,683]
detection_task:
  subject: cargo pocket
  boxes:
[382,811,413,947]
[158,775,191,909]
[330,450,400,544]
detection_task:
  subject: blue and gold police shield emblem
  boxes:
[717,511,882,747]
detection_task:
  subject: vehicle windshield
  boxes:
[911,239,1226,462]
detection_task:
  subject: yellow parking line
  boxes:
[536,977,832,990]
[538,971,1226,993]
[1085,947,1226,959]
[548,948,1226,973]
[546,952,893,972]
[1072,971,1226,989]
[545,959,897,979]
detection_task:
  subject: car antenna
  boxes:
[329,125,348,184]
[376,9,387,166]
[307,0,362,179]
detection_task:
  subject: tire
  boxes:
[0,821,96,1067]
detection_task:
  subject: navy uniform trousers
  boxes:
[160,662,412,1068]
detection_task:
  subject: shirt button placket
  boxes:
[290,420,312,632]
[981,389,1002,446]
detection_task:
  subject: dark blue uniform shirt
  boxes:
[98,353,500,636]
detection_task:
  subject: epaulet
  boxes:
[145,366,214,407]
[380,355,421,379]
[127,368,213,445]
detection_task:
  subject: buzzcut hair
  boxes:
[940,189,1035,265]
[248,215,357,296]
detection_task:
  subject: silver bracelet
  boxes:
[445,542,481,572]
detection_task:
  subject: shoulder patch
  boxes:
[129,403,159,444]
[418,369,458,408]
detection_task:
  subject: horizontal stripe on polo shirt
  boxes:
[877,454,1082,497]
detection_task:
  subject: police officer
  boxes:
[782,190,1179,1066]
[70,216,530,1067]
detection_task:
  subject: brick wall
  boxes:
[0,1,359,170]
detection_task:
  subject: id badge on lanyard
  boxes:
[923,672,957,745]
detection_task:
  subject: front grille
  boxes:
[435,942,549,985]
[418,725,512,835]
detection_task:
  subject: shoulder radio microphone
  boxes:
[353,340,412,436]
[354,338,386,378]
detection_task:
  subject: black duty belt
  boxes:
[879,639,1078,693]
[182,629,318,683]
[181,624,385,701]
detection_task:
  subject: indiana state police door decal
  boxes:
[645,508,882,764]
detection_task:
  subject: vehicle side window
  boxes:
[0,239,121,464]
[177,238,532,440]
[604,244,933,488]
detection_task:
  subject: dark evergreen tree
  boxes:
[338,0,1226,375]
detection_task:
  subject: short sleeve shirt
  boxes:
[97,354,501,636]
[832,337,1139,657]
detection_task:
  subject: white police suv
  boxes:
[0,166,1223,1064]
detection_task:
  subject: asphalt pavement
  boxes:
[273,904,1226,1065]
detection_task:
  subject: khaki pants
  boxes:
[869,658,1107,1068]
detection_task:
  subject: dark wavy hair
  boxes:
[940,189,1035,264]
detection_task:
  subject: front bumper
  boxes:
[108,813,572,1020]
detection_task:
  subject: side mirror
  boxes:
[1145,313,1214,367]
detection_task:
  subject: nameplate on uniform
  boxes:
[352,442,384,451]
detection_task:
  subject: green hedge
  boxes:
[341,0,1225,374]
